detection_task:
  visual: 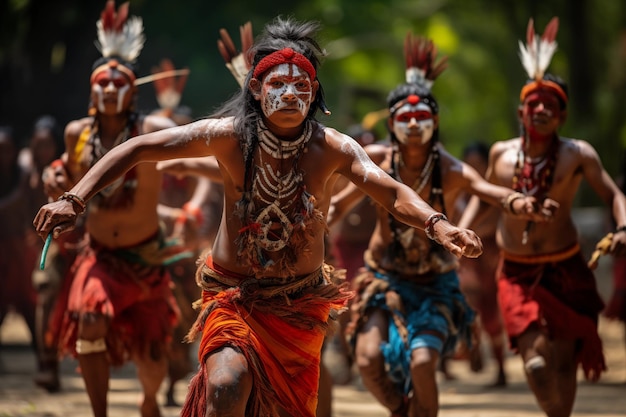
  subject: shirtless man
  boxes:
[39,2,186,416]
[34,17,483,417]
[331,33,556,417]
[459,17,626,417]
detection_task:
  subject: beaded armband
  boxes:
[502,192,525,215]
[424,213,448,243]
[58,192,87,215]
[615,225,626,234]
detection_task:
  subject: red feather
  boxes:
[526,18,535,46]
[542,17,559,42]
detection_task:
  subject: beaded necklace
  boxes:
[236,119,322,274]
[512,135,559,244]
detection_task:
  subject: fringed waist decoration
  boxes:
[364,250,450,284]
[199,255,326,299]
[91,231,193,267]
[502,244,580,265]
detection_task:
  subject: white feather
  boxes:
[518,39,537,79]
[95,16,145,63]
[536,38,558,80]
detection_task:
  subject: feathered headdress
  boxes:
[518,17,567,104]
[91,1,145,84]
[404,33,448,92]
[217,22,254,88]
[389,33,447,115]
[95,1,145,64]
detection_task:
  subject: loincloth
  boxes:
[347,257,474,394]
[181,254,353,417]
[497,244,606,381]
[49,232,182,366]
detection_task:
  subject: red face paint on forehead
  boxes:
[523,89,561,108]
[91,69,132,88]
[394,110,432,123]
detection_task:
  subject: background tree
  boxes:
[1,0,624,204]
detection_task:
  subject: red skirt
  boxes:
[497,245,606,381]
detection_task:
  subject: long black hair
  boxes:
[213,16,329,196]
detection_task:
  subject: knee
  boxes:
[524,355,550,384]
[354,339,383,373]
[78,314,108,340]
[410,348,438,377]
[205,365,252,413]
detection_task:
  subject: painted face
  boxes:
[260,63,314,119]
[90,68,134,114]
[521,89,563,141]
[391,101,434,145]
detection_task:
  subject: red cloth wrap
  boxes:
[605,256,626,321]
[181,257,351,417]
[49,238,179,366]
[497,245,606,381]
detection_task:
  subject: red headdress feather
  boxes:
[403,32,447,91]
[217,22,254,88]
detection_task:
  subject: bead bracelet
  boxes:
[424,212,448,242]
[58,192,86,214]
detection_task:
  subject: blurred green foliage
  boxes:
[1,0,625,204]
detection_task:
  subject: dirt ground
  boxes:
[0,309,624,417]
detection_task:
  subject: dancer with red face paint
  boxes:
[38,2,194,416]
[33,17,486,417]
[330,32,556,417]
[459,17,626,417]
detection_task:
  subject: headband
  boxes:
[252,47,316,80]
[90,59,136,85]
[520,80,568,105]
[390,94,421,115]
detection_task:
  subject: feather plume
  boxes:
[150,59,189,109]
[95,0,145,63]
[217,22,254,87]
[403,33,448,91]
[518,17,559,80]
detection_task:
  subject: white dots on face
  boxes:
[260,64,313,118]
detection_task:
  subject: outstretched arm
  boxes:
[331,131,482,258]
[579,140,626,256]
[33,118,229,239]
[156,156,223,183]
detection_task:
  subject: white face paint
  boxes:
[91,70,133,114]
[260,63,313,118]
[392,102,434,145]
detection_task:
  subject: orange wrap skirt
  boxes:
[181,256,352,417]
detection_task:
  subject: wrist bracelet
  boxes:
[424,212,448,242]
[615,225,626,234]
[502,192,525,214]
[58,192,86,214]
